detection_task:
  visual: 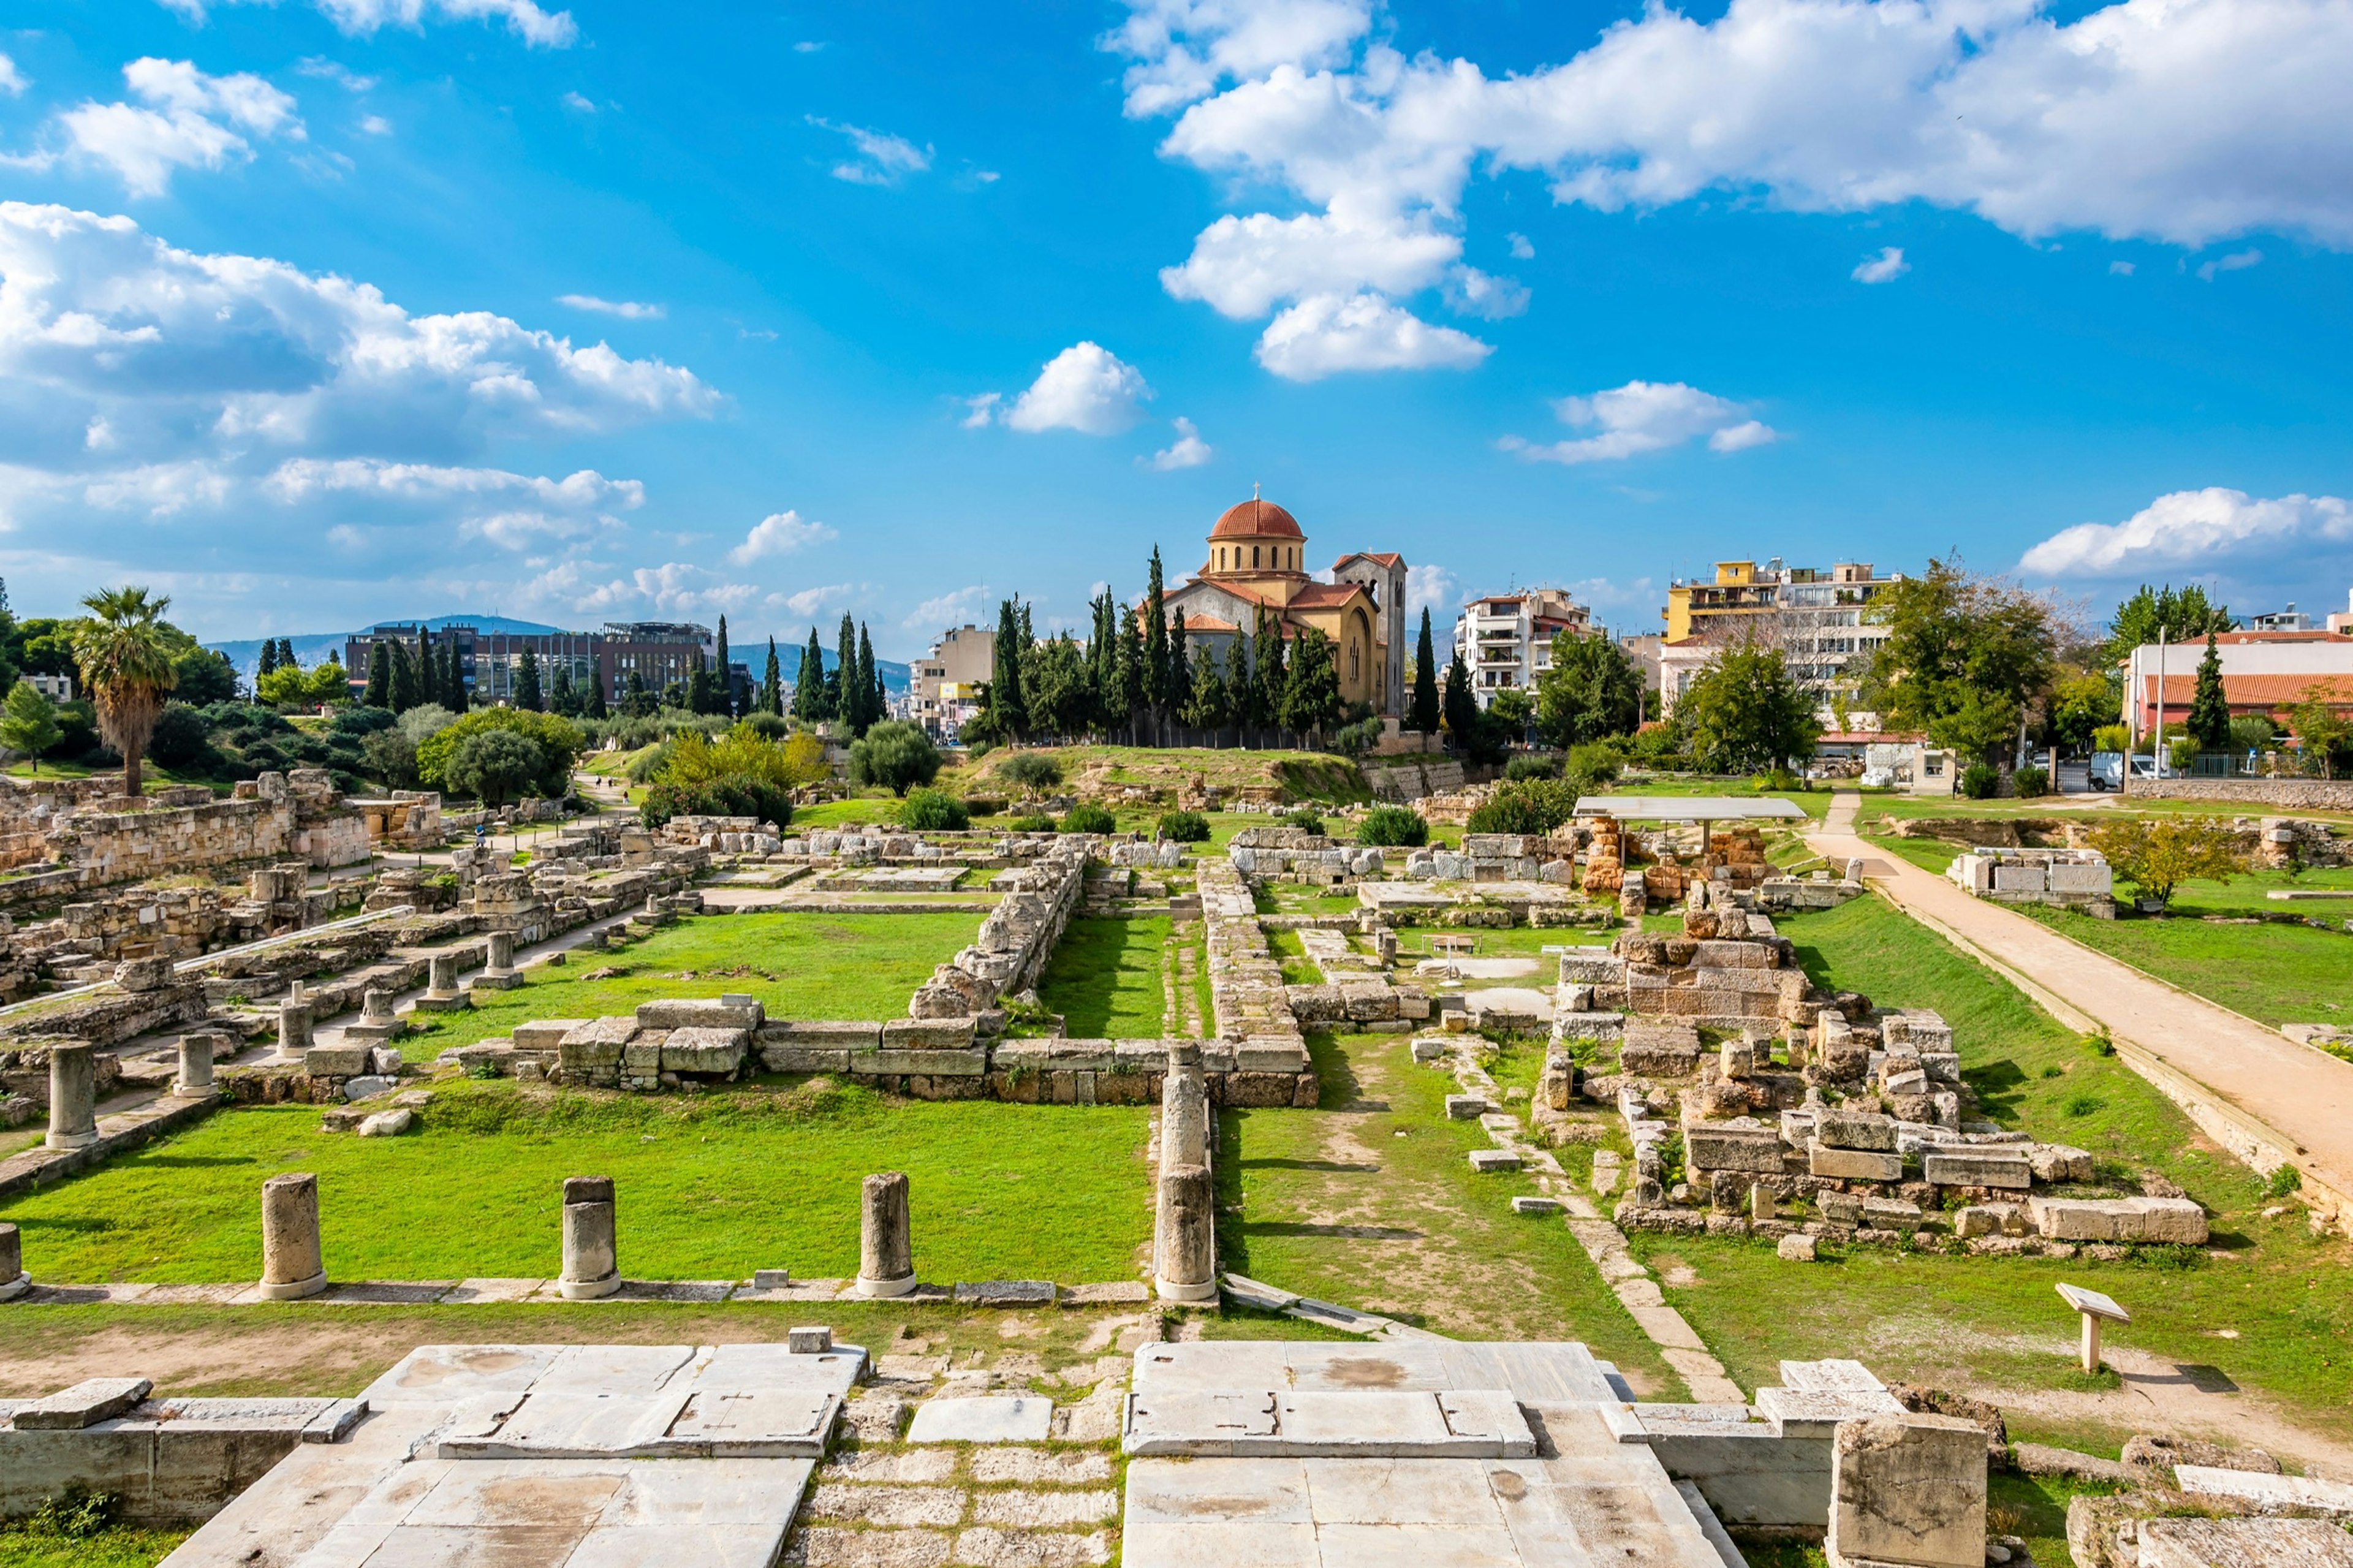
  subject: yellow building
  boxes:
[1659,559,1900,719]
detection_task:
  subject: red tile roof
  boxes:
[1210,498,1303,540]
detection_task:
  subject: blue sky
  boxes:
[2,0,2349,657]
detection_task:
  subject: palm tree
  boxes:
[72,586,179,798]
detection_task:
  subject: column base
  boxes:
[0,1272,29,1302]
[1155,1275,1218,1303]
[855,1273,917,1299]
[172,1082,216,1100]
[44,1131,98,1151]
[259,1271,328,1301]
[560,1272,621,1301]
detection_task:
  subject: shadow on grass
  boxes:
[1241,1221,1422,1241]
[1238,1157,1381,1173]
[1302,1031,1362,1110]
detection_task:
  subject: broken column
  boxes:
[174,1033,216,1097]
[1160,1043,1209,1175]
[855,1171,915,1298]
[415,951,471,1011]
[559,1176,620,1300]
[45,1042,97,1152]
[0,1221,26,1301]
[259,1172,327,1300]
[1826,1414,1987,1568]
[277,991,314,1059]
[475,930,521,990]
[1154,1162,1217,1302]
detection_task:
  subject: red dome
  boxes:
[1210,498,1303,540]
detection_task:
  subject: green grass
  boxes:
[393,911,979,1061]
[1863,831,1963,874]
[0,1080,1153,1286]
[2014,899,2353,1027]
[1604,776,1834,819]
[1036,916,1170,1038]
[0,1521,187,1568]
[1263,926,1317,986]
[1214,1031,1684,1395]
[1640,893,2353,1448]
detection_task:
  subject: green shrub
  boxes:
[1503,754,1559,781]
[964,795,1004,817]
[847,721,942,796]
[443,728,547,806]
[1276,808,1325,836]
[998,752,1063,790]
[1960,760,2000,798]
[2265,1163,2304,1198]
[739,711,790,739]
[639,776,793,830]
[2013,763,2049,797]
[901,788,969,831]
[1466,776,1577,835]
[1331,715,1384,756]
[1061,803,1116,835]
[415,708,583,792]
[1358,805,1429,846]
[1752,766,1802,792]
[145,702,216,768]
[1004,812,1056,833]
[1158,809,1211,842]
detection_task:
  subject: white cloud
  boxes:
[729,509,837,564]
[1104,0,1371,115]
[906,584,993,629]
[561,90,596,113]
[1442,265,1529,319]
[1254,292,1490,381]
[1002,342,1152,434]
[1159,211,1461,319]
[2020,488,2353,577]
[960,392,1001,428]
[1406,562,1458,613]
[784,582,855,618]
[1852,246,1909,283]
[0,53,28,97]
[173,0,577,48]
[295,59,378,91]
[1501,381,1776,464]
[1506,232,1534,260]
[358,114,392,135]
[808,116,931,186]
[2110,260,2137,275]
[2197,248,2262,279]
[557,293,664,319]
[55,58,303,197]
[1146,416,1214,470]
[795,40,826,53]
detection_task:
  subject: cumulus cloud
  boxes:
[809,116,931,186]
[561,91,597,112]
[2110,260,2137,275]
[1406,562,1458,613]
[1442,266,1529,319]
[906,584,993,629]
[358,113,392,135]
[1145,416,1214,470]
[1852,246,1909,283]
[1506,232,1534,260]
[1500,381,1776,464]
[2020,488,2353,577]
[729,509,836,564]
[51,58,303,197]
[1001,342,1152,434]
[558,293,664,319]
[1254,292,1489,381]
[0,53,27,97]
[1104,0,1371,115]
[784,582,855,618]
[169,0,577,48]
[1159,211,1461,319]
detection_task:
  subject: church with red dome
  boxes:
[1161,494,1408,717]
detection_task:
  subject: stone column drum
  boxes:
[45,1042,98,1152]
[0,1221,28,1301]
[1160,1044,1209,1175]
[487,930,515,970]
[175,1034,216,1097]
[855,1172,915,1298]
[559,1176,620,1300]
[259,1172,327,1300]
[362,990,395,1025]
[428,953,460,997]
[278,994,313,1059]
[1154,1162,1217,1303]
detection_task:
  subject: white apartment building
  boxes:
[1656,559,1901,723]
[1452,589,1592,708]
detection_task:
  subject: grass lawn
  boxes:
[0,1521,187,1568]
[1605,776,1835,820]
[1036,916,1169,1038]
[1863,832,1963,874]
[393,911,978,1062]
[0,1080,1153,1286]
[1641,893,2353,1452]
[2014,899,2353,1028]
[1215,1031,1684,1395]
[1264,926,1317,986]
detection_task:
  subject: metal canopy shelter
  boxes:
[1572,795,1809,855]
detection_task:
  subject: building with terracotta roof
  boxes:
[1162,496,1407,716]
[2122,628,2353,743]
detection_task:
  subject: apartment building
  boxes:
[1452,588,1591,708]
[1657,559,1901,720]
[344,620,718,706]
[909,624,995,738]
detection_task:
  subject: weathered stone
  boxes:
[356,1107,411,1137]
[1684,1123,1785,1174]
[1817,1109,1898,1152]
[0,1221,25,1299]
[660,1026,749,1075]
[259,1172,326,1300]
[635,996,763,1031]
[303,1044,371,1077]
[45,1041,98,1152]
[559,1174,619,1299]
[1827,1414,1988,1568]
[1154,1162,1216,1301]
[1809,1142,1904,1182]
[1778,1232,1817,1262]
[2028,1143,2094,1183]
[858,1171,915,1297]
[1923,1149,2032,1190]
[173,1033,216,1096]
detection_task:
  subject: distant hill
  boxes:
[784,644,911,695]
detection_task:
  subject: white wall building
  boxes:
[1452,588,1591,708]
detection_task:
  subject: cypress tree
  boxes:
[1225,631,1256,741]
[687,650,717,716]
[445,641,470,710]
[1143,548,1169,729]
[388,640,417,712]
[1410,608,1442,735]
[1256,610,1287,738]
[2188,631,2230,751]
[585,662,608,719]
[624,668,651,717]
[417,632,439,708]
[1086,589,1115,735]
[257,638,280,680]
[763,637,784,716]
[1283,627,1339,737]
[550,661,576,716]
[1442,645,1479,748]
[827,614,852,724]
[1167,608,1191,728]
[854,624,879,735]
[991,597,1028,739]
[515,647,543,711]
[715,616,734,719]
[364,640,392,708]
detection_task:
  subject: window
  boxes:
[1252,546,1260,569]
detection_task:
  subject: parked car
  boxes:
[2088,752,2159,791]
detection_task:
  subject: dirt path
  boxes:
[1808,796,2353,1220]
[1985,1341,2353,1480]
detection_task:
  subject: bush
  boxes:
[1960,761,2001,798]
[1004,812,1056,833]
[1466,776,1578,835]
[2013,763,2049,797]
[739,711,790,739]
[1357,805,1429,847]
[416,708,585,794]
[625,742,674,785]
[964,795,1004,817]
[330,705,398,737]
[847,721,942,796]
[901,788,969,831]
[657,724,830,795]
[2091,723,2130,754]
[1331,715,1384,756]
[398,704,458,744]
[1276,808,1325,836]
[146,702,215,768]
[1752,766,1802,793]
[363,727,419,789]
[2226,714,2277,752]
[640,776,794,830]
[1061,802,1116,835]
[443,728,547,806]
[1565,739,1625,786]
[1158,809,1211,843]
[1503,754,1560,781]
[998,752,1063,790]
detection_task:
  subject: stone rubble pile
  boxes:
[909,841,1086,1018]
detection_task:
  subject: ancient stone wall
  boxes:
[907,841,1086,1017]
[2125,776,2353,810]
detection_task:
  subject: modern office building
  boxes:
[343,620,718,706]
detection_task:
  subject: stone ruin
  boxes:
[909,839,1086,1017]
[1947,846,2116,916]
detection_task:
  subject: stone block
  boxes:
[1810,1142,1903,1182]
[884,1018,979,1051]
[876,1050,988,1078]
[762,1045,850,1073]
[1817,1192,1863,1225]
[1818,1110,1896,1152]
[357,1108,412,1137]
[634,997,765,1031]
[1234,1039,1306,1073]
[1226,1072,1303,1108]
[762,1020,884,1050]
[1685,1124,1786,1174]
[8,1377,153,1429]
[623,1039,665,1072]
[1922,1149,2032,1190]
[2131,1195,2209,1244]
[558,1017,638,1074]
[1860,1197,1923,1229]
[1512,1196,1563,1214]
[2028,1144,2094,1183]
[1467,1150,1521,1173]
[1444,1094,1488,1119]
[662,1026,750,1074]
[513,1020,586,1051]
[1778,1233,1817,1262]
[302,1045,372,1077]
[1991,865,2047,893]
[1827,1414,1987,1568]
[1560,952,1627,985]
